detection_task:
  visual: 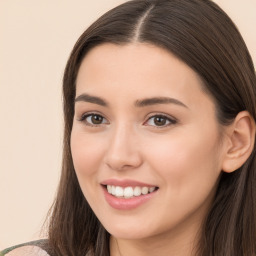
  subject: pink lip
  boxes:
[100,179,158,210]
[101,178,157,188]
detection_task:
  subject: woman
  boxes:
[1,0,255,255]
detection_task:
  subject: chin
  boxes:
[108,229,151,240]
[101,218,161,240]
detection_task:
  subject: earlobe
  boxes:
[222,111,256,173]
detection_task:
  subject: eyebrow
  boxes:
[75,93,188,108]
[75,93,108,106]
[135,97,188,108]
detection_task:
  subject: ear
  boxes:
[222,111,255,173]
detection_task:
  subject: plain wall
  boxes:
[0,0,255,249]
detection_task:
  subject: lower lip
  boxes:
[102,186,157,210]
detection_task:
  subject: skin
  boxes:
[71,43,231,256]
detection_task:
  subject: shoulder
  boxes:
[0,240,52,256]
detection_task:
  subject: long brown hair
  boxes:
[47,0,256,255]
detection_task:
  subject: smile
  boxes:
[101,180,159,210]
[106,185,157,198]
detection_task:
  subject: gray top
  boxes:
[0,240,52,256]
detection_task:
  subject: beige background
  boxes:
[0,0,255,250]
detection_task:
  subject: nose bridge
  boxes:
[105,121,142,171]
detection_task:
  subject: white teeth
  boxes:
[115,186,124,197]
[124,187,133,198]
[149,187,155,193]
[106,185,157,198]
[111,185,116,196]
[141,187,149,195]
[107,185,112,193]
[134,186,142,196]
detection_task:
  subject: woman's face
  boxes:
[71,43,227,240]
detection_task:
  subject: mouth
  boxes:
[103,184,159,199]
[100,179,159,210]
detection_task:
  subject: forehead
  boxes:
[77,43,200,85]
[76,43,215,112]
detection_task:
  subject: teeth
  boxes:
[124,187,133,198]
[115,186,124,197]
[134,186,141,196]
[106,185,157,198]
[149,187,155,193]
[141,187,149,195]
[111,185,116,196]
[107,185,112,193]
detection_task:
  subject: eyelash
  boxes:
[144,114,177,128]
[78,113,177,128]
[78,112,109,127]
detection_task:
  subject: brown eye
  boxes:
[90,114,103,124]
[145,115,176,127]
[81,113,108,126]
[153,116,167,126]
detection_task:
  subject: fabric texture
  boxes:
[0,240,53,256]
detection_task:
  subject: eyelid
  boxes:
[76,111,177,128]
[77,112,109,126]
[76,111,105,121]
[143,113,177,127]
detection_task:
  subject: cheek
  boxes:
[70,130,106,188]
[70,130,107,211]
[140,130,222,230]
[144,128,222,193]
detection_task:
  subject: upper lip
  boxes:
[101,179,158,187]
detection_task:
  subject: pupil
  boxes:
[154,116,166,126]
[92,115,103,124]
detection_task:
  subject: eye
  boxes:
[80,113,108,126]
[145,114,177,127]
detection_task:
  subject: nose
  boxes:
[104,124,143,171]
